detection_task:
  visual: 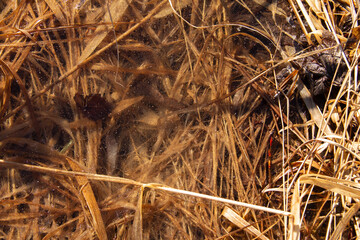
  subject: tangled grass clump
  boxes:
[0,0,360,239]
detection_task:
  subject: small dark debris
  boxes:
[17,203,30,213]
[74,93,112,121]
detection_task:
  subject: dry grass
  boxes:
[0,0,359,239]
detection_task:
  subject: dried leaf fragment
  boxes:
[221,206,270,240]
